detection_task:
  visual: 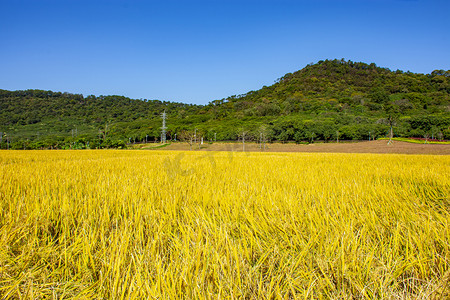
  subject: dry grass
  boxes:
[0,150,449,299]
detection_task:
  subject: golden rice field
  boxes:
[0,150,449,299]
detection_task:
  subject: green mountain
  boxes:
[1,59,449,149]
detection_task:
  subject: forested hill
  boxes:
[1,59,449,149]
[0,90,201,126]
[0,90,202,148]
[208,59,449,117]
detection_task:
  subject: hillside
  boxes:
[0,90,201,148]
[1,59,449,149]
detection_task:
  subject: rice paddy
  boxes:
[0,150,449,299]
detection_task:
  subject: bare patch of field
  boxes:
[153,140,450,155]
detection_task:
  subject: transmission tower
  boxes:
[161,110,167,143]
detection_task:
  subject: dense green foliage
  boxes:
[1,59,449,149]
[0,91,200,149]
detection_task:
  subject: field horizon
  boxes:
[133,139,450,155]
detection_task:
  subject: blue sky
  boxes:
[1,0,449,105]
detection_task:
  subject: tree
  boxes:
[307,131,316,143]
[179,130,194,150]
[371,88,401,144]
[384,101,401,144]
[258,125,269,150]
[237,129,250,152]
[195,129,204,150]
[277,131,289,143]
[369,88,390,104]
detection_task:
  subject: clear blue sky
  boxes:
[1,0,449,105]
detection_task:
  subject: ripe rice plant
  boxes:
[0,150,449,299]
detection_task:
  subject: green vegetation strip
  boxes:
[379,137,450,144]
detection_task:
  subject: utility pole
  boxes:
[240,131,247,152]
[260,132,262,149]
[214,132,216,142]
[174,133,177,141]
[369,131,371,141]
[161,110,167,144]
[194,128,197,144]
